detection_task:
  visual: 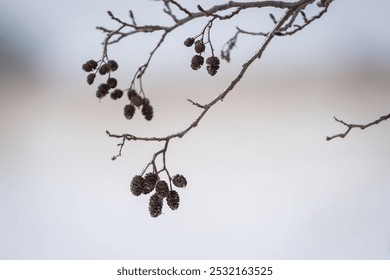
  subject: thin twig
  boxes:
[326,114,390,141]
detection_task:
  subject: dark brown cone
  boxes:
[206,56,220,66]
[127,89,137,100]
[130,94,143,107]
[143,173,159,194]
[141,104,153,121]
[194,40,205,53]
[184,37,195,47]
[87,73,96,85]
[149,193,163,218]
[96,83,109,99]
[107,77,118,89]
[99,64,110,75]
[87,59,98,69]
[167,190,180,210]
[130,175,145,196]
[124,104,136,120]
[172,174,187,188]
[96,90,107,99]
[156,180,169,198]
[107,60,118,71]
[82,63,93,72]
[191,55,204,66]
[110,89,123,100]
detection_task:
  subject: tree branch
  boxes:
[326,113,390,141]
[83,0,334,217]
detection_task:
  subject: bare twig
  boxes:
[326,114,390,141]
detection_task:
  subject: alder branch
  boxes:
[326,114,390,141]
[106,8,296,143]
[221,1,331,61]
[83,0,334,217]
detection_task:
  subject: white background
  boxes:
[0,0,390,259]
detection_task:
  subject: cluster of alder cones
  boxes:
[184,37,221,76]
[82,59,153,121]
[130,173,187,217]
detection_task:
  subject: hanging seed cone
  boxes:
[130,175,145,196]
[167,190,180,210]
[141,104,154,121]
[124,104,136,120]
[194,40,205,53]
[184,37,195,47]
[172,174,187,188]
[143,173,159,194]
[86,73,96,85]
[149,193,163,218]
[156,180,169,198]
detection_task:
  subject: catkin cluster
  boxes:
[82,59,153,121]
[130,173,187,218]
[184,37,221,76]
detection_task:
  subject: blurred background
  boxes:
[0,0,389,259]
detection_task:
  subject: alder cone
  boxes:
[167,190,180,210]
[130,175,145,196]
[107,60,118,71]
[124,104,136,120]
[206,56,220,66]
[99,64,110,75]
[191,55,204,66]
[184,37,195,47]
[110,89,123,100]
[194,40,205,53]
[87,73,96,85]
[156,180,169,198]
[142,104,154,121]
[107,77,118,89]
[149,193,163,218]
[143,173,159,194]
[130,94,143,107]
[127,89,137,100]
[82,63,93,72]
[172,174,187,188]
[87,59,98,69]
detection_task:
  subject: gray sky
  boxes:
[1,0,390,259]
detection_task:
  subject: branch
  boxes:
[83,0,334,217]
[221,1,331,61]
[326,113,390,141]
[107,9,294,144]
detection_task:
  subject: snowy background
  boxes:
[1,0,390,259]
